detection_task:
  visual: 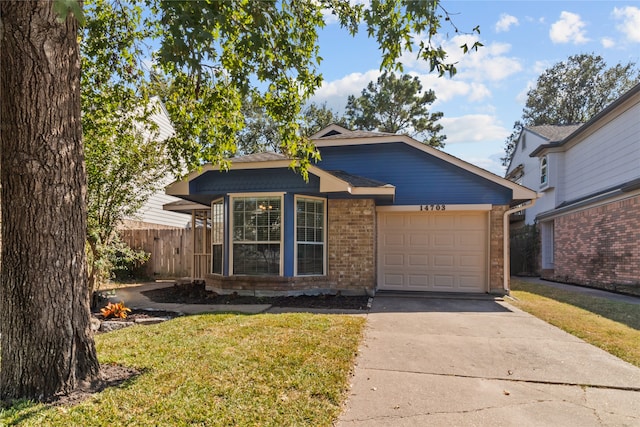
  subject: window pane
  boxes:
[297,243,323,275]
[232,196,282,275]
[212,245,223,274]
[233,243,280,275]
[296,197,325,275]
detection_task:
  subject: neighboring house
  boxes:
[122,98,191,230]
[505,83,640,292]
[164,124,537,296]
[119,99,193,277]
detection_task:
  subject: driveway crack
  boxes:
[364,367,640,392]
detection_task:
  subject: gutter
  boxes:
[502,197,539,293]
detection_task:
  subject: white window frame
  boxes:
[229,193,284,276]
[540,156,549,188]
[294,195,327,276]
[210,198,224,275]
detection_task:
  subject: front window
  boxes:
[296,197,325,275]
[540,156,548,186]
[211,199,224,275]
[232,196,282,275]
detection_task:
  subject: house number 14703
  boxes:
[420,204,446,211]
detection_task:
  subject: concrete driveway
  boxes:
[337,296,640,426]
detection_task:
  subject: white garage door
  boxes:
[378,211,488,292]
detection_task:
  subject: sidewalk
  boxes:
[513,276,640,305]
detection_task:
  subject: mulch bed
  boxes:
[142,285,371,310]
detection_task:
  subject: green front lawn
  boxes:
[1,313,365,426]
[509,279,640,367]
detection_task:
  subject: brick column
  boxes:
[489,205,509,293]
[327,199,376,294]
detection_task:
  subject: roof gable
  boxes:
[312,128,537,201]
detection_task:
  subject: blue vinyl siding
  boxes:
[283,193,295,276]
[190,168,320,201]
[318,143,512,205]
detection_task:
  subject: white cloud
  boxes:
[495,14,519,33]
[549,11,589,44]
[320,0,371,25]
[440,114,510,144]
[612,6,640,42]
[601,37,616,48]
[533,60,552,74]
[414,73,491,105]
[516,81,535,105]
[311,70,381,111]
[401,34,522,83]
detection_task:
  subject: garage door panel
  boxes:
[459,254,482,267]
[433,215,455,228]
[434,233,455,248]
[433,275,455,288]
[408,275,429,287]
[378,211,487,293]
[459,275,483,289]
[408,254,428,266]
[383,214,406,227]
[434,255,454,267]
[385,234,405,246]
[409,234,429,247]
[456,214,486,229]
[384,254,405,267]
[383,274,404,287]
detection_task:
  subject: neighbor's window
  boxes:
[540,156,548,186]
[296,197,325,275]
[211,199,224,275]
[232,196,282,275]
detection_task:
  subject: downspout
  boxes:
[502,198,538,293]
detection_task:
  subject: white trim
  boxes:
[313,133,538,201]
[293,195,327,277]
[228,191,285,198]
[349,186,396,196]
[536,189,640,222]
[309,123,352,139]
[210,198,224,275]
[376,204,493,212]
[229,193,284,276]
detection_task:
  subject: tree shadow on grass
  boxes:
[0,364,142,426]
[512,281,640,331]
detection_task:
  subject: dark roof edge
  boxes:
[536,177,640,220]
[529,82,640,158]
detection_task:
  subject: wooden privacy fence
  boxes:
[120,228,192,278]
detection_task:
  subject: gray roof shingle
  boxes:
[526,124,583,142]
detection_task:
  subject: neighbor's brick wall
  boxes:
[327,199,376,294]
[490,205,509,293]
[550,195,640,292]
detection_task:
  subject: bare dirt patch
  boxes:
[142,285,371,310]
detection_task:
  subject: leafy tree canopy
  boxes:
[146,0,480,178]
[236,100,347,155]
[345,71,446,148]
[502,53,640,166]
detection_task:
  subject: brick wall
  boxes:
[490,205,509,293]
[327,199,376,294]
[550,195,640,292]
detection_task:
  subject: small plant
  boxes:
[100,301,132,319]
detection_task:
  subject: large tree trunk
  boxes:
[0,1,100,401]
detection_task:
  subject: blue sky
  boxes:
[309,1,640,176]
